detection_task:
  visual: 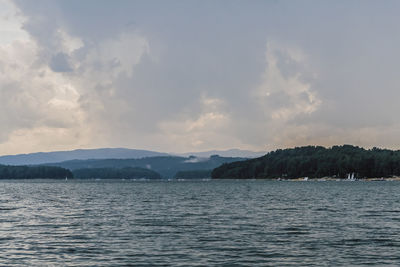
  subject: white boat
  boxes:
[347,173,355,181]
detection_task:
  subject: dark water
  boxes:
[0,180,400,266]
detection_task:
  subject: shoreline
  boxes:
[281,176,400,181]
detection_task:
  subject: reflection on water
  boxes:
[0,179,399,266]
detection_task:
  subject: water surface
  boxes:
[0,179,399,266]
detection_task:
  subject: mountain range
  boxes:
[0,148,265,166]
[45,155,247,179]
[0,148,168,165]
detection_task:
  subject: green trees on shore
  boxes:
[212,145,400,179]
[0,165,73,179]
[46,155,246,178]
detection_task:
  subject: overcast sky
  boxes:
[0,0,400,155]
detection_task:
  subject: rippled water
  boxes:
[0,180,400,266]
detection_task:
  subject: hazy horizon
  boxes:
[1,0,400,155]
[0,146,267,157]
[1,143,398,159]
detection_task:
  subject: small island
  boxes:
[211,145,400,180]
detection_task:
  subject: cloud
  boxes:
[2,0,400,155]
[0,38,88,151]
[158,95,239,151]
[256,42,321,121]
[0,1,83,129]
[251,42,321,149]
[49,52,72,72]
[0,0,29,45]
[208,41,322,151]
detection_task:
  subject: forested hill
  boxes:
[0,148,169,165]
[44,155,246,178]
[0,165,73,179]
[211,145,400,179]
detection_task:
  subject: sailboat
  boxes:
[347,173,355,181]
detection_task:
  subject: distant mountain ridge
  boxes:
[0,148,169,165]
[0,148,265,166]
[43,155,247,179]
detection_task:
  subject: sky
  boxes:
[0,0,400,155]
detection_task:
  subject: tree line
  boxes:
[212,145,400,179]
[0,165,72,179]
[46,155,246,178]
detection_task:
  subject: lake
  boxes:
[0,179,399,266]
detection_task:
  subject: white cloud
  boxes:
[0,3,151,154]
[0,0,28,45]
[256,42,321,121]
[0,37,89,152]
[158,96,246,152]
[0,36,150,154]
[251,42,322,150]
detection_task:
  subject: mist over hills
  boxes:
[0,148,263,166]
[177,149,266,158]
[44,155,247,179]
[0,148,260,178]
